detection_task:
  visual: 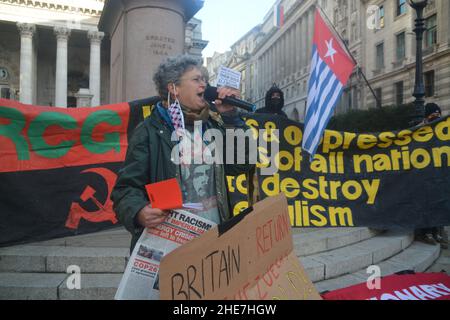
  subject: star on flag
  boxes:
[324,39,337,63]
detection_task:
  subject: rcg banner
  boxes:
[0,98,151,246]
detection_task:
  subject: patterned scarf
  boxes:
[168,100,218,131]
[168,100,185,136]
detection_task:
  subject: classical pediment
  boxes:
[0,0,104,16]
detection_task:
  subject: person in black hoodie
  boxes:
[256,83,288,118]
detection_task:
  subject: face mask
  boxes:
[270,97,282,108]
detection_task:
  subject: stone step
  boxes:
[0,228,435,300]
[312,241,441,294]
[0,245,129,273]
[292,227,380,256]
[59,273,122,300]
[426,250,450,274]
[0,273,67,300]
[0,272,121,300]
[27,227,131,248]
[300,230,415,282]
[0,227,379,274]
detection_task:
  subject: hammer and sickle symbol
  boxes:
[65,167,118,229]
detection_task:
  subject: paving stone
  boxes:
[390,242,440,272]
[58,274,122,300]
[293,233,327,256]
[325,228,361,250]
[353,260,412,280]
[46,247,129,273]
[32,227,131,248]
[426,257,450,274]
[310,246,373,279]
[316,241,440,294]
[314,274,366,294]
[0,273,67,300]
[359,228,382,241]
[354,232,405,264]
[293,228,377,256]
[0,246,59,272]
[291,227,323,235]
[400,233,415,249]
[301,257,325,282]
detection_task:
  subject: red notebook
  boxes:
[145,178,183,210]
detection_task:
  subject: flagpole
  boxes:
[315,5,382,108]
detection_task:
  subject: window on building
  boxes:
[425,15,437,49]
[395,81,404,105]
[334,9,339,25]
[376,43,384,69]
[396,32,406,61]
[375,88,382,108]
[352,88,359,109]
[379,5,385,28]
[397,0,406,16]
[1,87,10,99]
[351,0,356,13]
[67,97,77,108]
[292,108,300,121]
[351,22,358,41]
[425,70,435,97]
[347,88,352,111]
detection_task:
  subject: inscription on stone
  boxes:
[146,35,175,56]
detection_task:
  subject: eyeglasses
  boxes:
[180,76,207,85]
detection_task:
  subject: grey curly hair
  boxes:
[153,54,205,98]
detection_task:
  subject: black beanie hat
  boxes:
[424,103,441,117]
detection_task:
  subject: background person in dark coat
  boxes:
[416,102,447,247]
[256,83,288,118]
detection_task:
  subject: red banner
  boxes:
[322,272,450,300]
[0,98,130,173]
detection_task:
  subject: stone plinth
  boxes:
[75,88,93,107]
[98,0,204,103]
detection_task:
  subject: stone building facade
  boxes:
[362,0,450,113]
[207,0,450,120]
[0,0,207,107]
[0,0,109,107]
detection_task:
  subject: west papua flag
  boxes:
[273,1,284,28]
[302,9,355,158]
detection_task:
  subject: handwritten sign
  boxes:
[159,194,321,300]
[216,66,241,89]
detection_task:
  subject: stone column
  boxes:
[285,33,289,78]
[280,34,289,80]
[87,30,104,106]
[17,23,36,104]
[301,16,309,70]
[99,0,203,102]
[295,21,300,73]
[258,58,263,98]
[308,9,314,65]
[289,30,294,75]
[54,26,71,107]
[264,53,268,91]
[274,44,278,82]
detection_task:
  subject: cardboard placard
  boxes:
[159,193,322,300]
[216,66,241,89]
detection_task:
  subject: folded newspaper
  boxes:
[115,209,216,300]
